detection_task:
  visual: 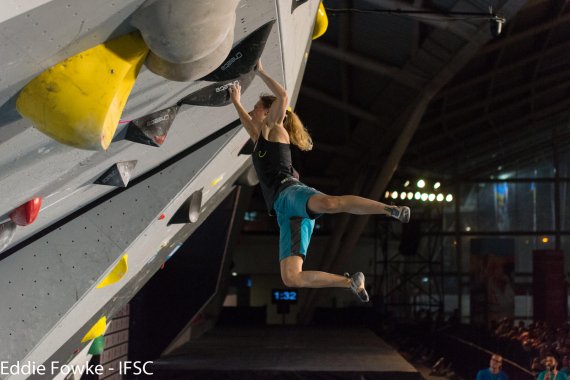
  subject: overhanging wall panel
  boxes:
[26,144,253,380]
[0,125,244,367]
[0,0,281,252]
[0,1,321,377]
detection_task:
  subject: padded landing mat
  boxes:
[150,326,421,380]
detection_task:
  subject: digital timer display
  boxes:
[271,289,298,304]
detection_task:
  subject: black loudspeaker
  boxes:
[399,221,421,256]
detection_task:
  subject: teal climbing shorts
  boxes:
[273,184,322,261]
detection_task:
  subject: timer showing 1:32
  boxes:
[271,289,298,304]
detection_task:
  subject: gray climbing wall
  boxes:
[0,0,320,379]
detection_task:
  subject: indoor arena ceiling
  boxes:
[295,0,570,192]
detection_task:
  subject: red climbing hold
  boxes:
[10,197,42,226]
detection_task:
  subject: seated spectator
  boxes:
[476,354,508,380]
[538,354,568,380]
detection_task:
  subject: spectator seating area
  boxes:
[379,312,570,380]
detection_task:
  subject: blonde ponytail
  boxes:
[284,110,313,151]
[258,94,313,151]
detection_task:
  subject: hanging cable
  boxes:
[323,6,506,36]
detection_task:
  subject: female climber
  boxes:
[228,61,410,302]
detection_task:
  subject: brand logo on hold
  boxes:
[216,80,240,93]
[100,171,116,184]
[146,114,169,127]
[221,51,243,71]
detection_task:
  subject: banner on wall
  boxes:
[470,238,515,327]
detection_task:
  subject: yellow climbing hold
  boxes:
[81,316,107,343]
[210,174,224,187]
[16,32,149,150]
[312,2,328,40]
[96,254,128,289]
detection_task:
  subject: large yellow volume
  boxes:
[96,254,128,289]
[81,316,107,343]
[312,2,328,40]
[16,33,148,150]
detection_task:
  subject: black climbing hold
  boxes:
[238,139,255,155]
[291,0,309,13]
[95,161,138,187]
[124,106,179,147]
[179,70,255,107]
[200,20,276,82]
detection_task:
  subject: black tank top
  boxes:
[251,133,299,214]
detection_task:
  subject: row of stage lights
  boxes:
[385,179,454,203]
[385,191,453,202]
